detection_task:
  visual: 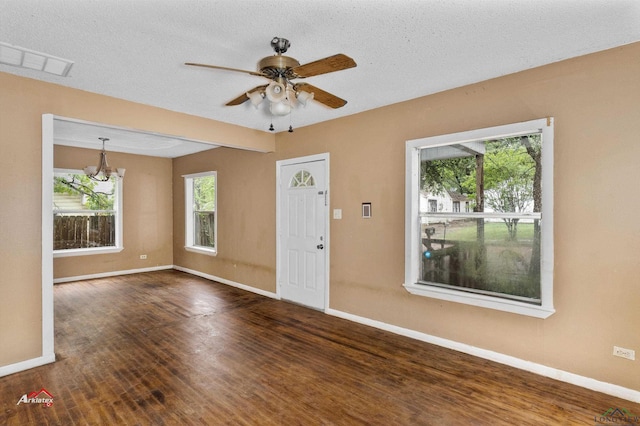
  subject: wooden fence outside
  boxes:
[194,212,215,248]
[54,214,115,250]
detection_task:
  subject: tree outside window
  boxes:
[53,171,121,252]
[419,135,542,303]
[193,175,216,248]
[184,172,217,255]
[405,118,554,317]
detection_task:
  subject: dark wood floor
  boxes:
[1,270,637,425]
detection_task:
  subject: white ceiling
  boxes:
[1,0,639,156]
[53,119,220,158]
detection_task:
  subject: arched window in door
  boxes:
[290,169,315,188]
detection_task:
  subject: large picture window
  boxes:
[184,171,217,255]
[53,169,123,257]
[404,118,554,318]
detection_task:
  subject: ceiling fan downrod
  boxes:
[271,37,290,54]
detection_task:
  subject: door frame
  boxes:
[275,153,330,311]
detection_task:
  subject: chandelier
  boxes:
[83,137,125,181]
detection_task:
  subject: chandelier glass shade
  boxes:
[84,137,125,181]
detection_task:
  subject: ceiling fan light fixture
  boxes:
[185,37,357,126]
[265,81,286,102]
[296,90,314,107]
[269,100,291,116]
[247,91,264,107]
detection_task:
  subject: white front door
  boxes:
[277,157,328,310]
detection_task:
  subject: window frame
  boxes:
[184,171,217,256]
[404,118,555,318]
[53,168,124,258]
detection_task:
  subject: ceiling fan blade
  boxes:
[185,62,266,77]
[226,85,268,106]
[294,83,348,109]
[292,54,357,78]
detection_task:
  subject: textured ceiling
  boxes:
[53,118,220,158]
[1,0,640,152]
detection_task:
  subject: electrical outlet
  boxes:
[139,254,147,260]
[613,346,635,360]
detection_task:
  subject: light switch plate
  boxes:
[333,209,342,219]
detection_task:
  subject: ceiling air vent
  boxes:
[0,41,74,77]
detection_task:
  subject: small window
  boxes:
[290,169,315,188]
[184,172,217,256]
[53,169,123,257]
[405,118,554,318]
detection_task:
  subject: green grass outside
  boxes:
[445,221,534,242]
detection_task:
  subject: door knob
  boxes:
[317,244,324,250]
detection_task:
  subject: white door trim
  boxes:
[276,153,330,311]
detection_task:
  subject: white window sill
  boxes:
[403,282,555,319]
[185,246,217,257]
[54,246,123,258]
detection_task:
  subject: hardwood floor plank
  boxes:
[1,270,638,425]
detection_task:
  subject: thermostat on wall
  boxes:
[362,202,371,218]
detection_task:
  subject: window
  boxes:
[53,169,123,257]
[184,172,217,255]
[290,169,315,188]
[404,118,554,318]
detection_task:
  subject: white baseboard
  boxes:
[0,353,56,378]
[53,265,174,284]
[173,266,279,300]
[326,308,640,403]
[53,265,279,301]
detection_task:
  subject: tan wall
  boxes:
[0,72,271,367]
[175,42,640,392]
[173,148,277,291]
[53,145,174,278]
[2,41,639,392]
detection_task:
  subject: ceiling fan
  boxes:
[185,37,357,118]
